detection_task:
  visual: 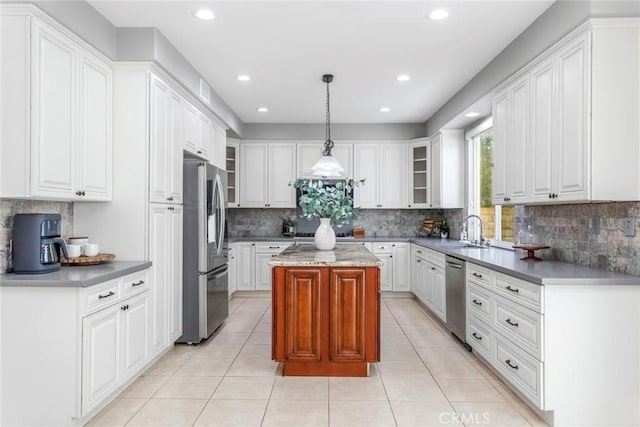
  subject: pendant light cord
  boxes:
[323,77,334,156]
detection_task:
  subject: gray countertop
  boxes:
[269,243,383,267]
[0,261,152,288]
[231,235,640,286]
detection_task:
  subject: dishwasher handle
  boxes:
[446,262,463,269]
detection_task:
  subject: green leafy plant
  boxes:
[439,221,450,235]
[293,179,360,224]
[283,216,297,227]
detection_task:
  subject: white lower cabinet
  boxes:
[410,244,446,322]
[82,290,149,415]
[391,243,410,291]
[236,242,256,290]
[376,253,393,292]
[228,243,237,295]
[255,242,289,290]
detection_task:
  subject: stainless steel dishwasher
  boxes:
[445,255,470,349]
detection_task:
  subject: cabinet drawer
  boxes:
[83,278,121,316]
[467,314,492,361]
[372,242,393,253]
[467,282,492,323]
[255,242,289,253]
[494,272,543,313]
[412,246,445,268]
[467,263,495,290]
[493,334,543,409]
[122,270,150,298]
[493,295,543,361]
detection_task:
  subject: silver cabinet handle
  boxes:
[98,291,115,299]
[447,262,463,269]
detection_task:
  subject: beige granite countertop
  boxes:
[269,243,383,267]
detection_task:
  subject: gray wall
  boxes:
[241,123,426,141]
[425,0,640,136]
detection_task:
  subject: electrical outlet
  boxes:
[623,218,635,237]
[590,217,600,235]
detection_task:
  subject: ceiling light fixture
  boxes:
[464,112,480,117]
[429,9,449,20]
[397,75,411,82]
[237,75,250,82]
[380,107,391,113]
[311,74,345,178]
[257,107,268,113]
[194,9,215,21]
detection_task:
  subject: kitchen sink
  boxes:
[439,241,490,249]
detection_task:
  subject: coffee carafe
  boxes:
[12,213,69,274]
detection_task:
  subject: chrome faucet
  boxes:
[460,214,489,247]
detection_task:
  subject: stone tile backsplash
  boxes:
[0,199,73,273]
[516,202,640,276]
[227,208,463,239]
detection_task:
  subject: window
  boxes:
[467,119,516,247]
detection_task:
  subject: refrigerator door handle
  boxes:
[216,173,226,257]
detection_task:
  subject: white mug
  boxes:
[82,243,99,257]
[66,244,82,258]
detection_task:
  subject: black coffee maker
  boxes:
[12,213,69,274]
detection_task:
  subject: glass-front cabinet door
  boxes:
[408,139,429,208]
[226,141,239,207]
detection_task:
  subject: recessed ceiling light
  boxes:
[397,75,411,82]
[194,9,215,21]
[464,112,480,118]
[257,107,268,113]
[429,9,449,20]
[380,107,391,113]
[237,75,250,82]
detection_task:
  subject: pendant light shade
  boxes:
[312,74,344,178]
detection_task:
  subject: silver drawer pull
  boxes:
[505,318,519,327]
[505,359,519,370]
[506,285,519,293]
[98,291,115,299]
[132,280,145,287]
[471,332,482,340]
[472,272,483,278]
[472,299,482,306]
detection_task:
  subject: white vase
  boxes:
[314,218,336,250]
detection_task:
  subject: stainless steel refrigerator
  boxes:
[177,159,228,344]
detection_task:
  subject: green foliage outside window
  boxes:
[479,132,493,208]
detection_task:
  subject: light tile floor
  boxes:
[87,296,548,427]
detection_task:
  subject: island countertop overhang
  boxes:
[269,243,383,267]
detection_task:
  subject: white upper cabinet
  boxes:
[210,123,227,170]
[296,143,353,178]
[149,74,183,204]
[239,144,268,207]
[268,144,296,207]
[198,114,211,160]
[0,14,112,201]
[184,102,199,153]
[226,141,240,207]
[408,139,430,209]
[491,75,529,205]
[354,143,406,209]
[492,19,640,205]
[239,142,296,208]
[429,130,464,209]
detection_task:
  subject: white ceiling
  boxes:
[90,1,553,124]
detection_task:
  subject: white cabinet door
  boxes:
[255,252,276,291]
[149,75,169,203]
[354,144,378,208]
[556,34,589,201]
[240,144,268,207]
[379,144,406,208]
[377,253,393,292]
[392,243,410,292]
[509,76,529,203]
[429,135,442,208]
[530,60,555,202]
[169,206,183,342]
[167,91,184,204]
[198,114,211,160]
[237,243,256,290]
[267,143,296,207]
[492,91,509,205]
[226,142,239,206]
[31,19,76,198]
[77,51,111,200]
[82,304,120,415]
[211,124,226,170]
[228,243,237,295]
[431,265,446,322]
[148,205,170,356]
[184,102,199,153]
[121,292,149,380]
[408,140,430,208]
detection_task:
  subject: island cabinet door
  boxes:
[272,267,323,362]
[330,267,380,363]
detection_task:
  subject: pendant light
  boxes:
[311,74,345,177]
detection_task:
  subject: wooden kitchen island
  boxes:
[270,243,382,377]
